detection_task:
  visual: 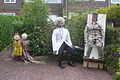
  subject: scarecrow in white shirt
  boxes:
[52,17,78,69]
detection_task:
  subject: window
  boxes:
[95,0,106,1]
[83,0,89,1]
[25,0,33,2]
[111,0,120,4]
[0,13,15,16]
[70,0,89,2]
[48,15,58,22]
[4,0,16,3]
[45,0,61,3]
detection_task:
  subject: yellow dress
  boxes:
[13,40,23,56]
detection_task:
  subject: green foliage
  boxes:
[66,14,86,47]
[12,16,35,34]
[95,8,106,14]
[28,26,53,56]
[94,5,120,27]
[105,26,120,45]
[22,0,49,26]
[104,44,119,71]
[58,6,63,17]
[106,5,120,22]
[104,24,120,79]
[0,15,17,51]
[21,0,52,56]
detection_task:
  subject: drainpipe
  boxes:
[66,0,68,18]
[108,0,111,7]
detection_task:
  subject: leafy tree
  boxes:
[21,0,52,56]
[22,0,49,27]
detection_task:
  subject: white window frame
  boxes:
[45,0,61,4]
[48,15,58,22]
[95,0,106,1]
[4,0,16,3]
[83,0,89,1]
[25,0,33,2]
[0,13,16,16]
[111,0,120,4]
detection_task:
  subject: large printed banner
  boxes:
[84,14,106,59]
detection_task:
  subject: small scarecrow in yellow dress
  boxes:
[12,33,28,62]
[13,33,23,57]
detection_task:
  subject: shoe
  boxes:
[68,61,75,67]
[59,64,65,69]
[98,57,102,60]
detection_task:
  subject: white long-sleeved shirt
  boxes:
[52,27,73,54]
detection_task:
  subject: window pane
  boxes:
[0,13,15,16]
[5,0,10,2]
[48,15,57,21]
[95,0,105,1]
[111,0,120,3]
[25,0,32,2]
[11,0,15,2]
[83,0,89,1]
[45,0,61,3]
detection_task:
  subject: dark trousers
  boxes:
[58,42,78,64]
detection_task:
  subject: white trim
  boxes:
[95,0,106,1]
[111,0,120,4]
[45,0,61,4]
[83,0,89,1]
[4,0,16,3]
[25,0,33,2]
[48,15,58,22]
[0,13,16,16]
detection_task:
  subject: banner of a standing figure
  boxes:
[84,14,106,59]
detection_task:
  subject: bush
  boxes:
[0,15,18,51]
[104,44,119,72]
[12,16,35,34]
[95,5,120,27]
[28,26,53,56]
[66,14,87,47]
[105,24,120,45]
[105,25,120,79]
[21,0,52,56]
[22,0,49,26]
[106,5,120,24]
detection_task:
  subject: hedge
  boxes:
[0,15,18,51]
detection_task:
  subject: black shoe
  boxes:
[59,64,65,69]
[98,57,102,60]
[68,61,75,67]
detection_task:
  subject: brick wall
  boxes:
[0,0,23,9]
[0,0,22,16]
[64,0,108,12]
[48,4,62,15]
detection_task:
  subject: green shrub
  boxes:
[28,26,53,56]
[95,5,120,27]
[21,0,52,56]
[22,0,49,27]
[105,25,120,79]
[104,44,119,72]
[95,8,106,14]
[12,16,35,34]
[66,14,87,47]
[0,15,18,51]
[106,5,120,23]
[105,25,120,45]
